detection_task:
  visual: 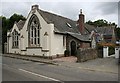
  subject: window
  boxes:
[66,23,72,28]
[63,36,66,47]
[12,30,19,48]
[28,14,40,47]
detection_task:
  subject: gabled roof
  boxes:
[95,26,114,35]
[9,6,115,42]
[38,9,96,35]
[67,32,91,42]
[37,9,96,42]
[16,20,26,30]
[38,9,81,34]
[84,24,95,33]
[9,20,26,32]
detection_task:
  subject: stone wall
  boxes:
[76,48,98,62]
[66,35,91,56]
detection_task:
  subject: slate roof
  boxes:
[67,32,91,42]
[16,20,26,30]
[95,26,114,35]
[38,8,114,42]
[84,24,114,36]
[38,9,92,42]
[9,7,114,42]
[84,24,95,33]
[38,9,81,34]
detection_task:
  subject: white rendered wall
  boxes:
[115,47,120,58]
[7,24,20,54]
[26,48,42,56]
[20,37,25,50]
[103,46,109,58]
[8,35,20,54]
[91,37,96,49]
[51,34,66,56]
[8,8,66,57]
[20,9,52,56]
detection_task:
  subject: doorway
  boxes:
[70,41,76,56]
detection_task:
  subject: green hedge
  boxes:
[97,44,115,56]
[109,46,115,55]
[64,49,69,57]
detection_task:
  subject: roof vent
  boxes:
[66,23,72,28]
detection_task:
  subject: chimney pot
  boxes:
[80,9,82,14]
[78,9,85,35]
[32,5,39,10]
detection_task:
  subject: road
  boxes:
[2,56,118,82]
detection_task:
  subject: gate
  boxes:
[97,46,103,58]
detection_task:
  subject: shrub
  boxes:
[97,43,115,56]
[64,49,69,57]
[109,46,115,55]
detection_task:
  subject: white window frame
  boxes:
[28,14,40,47]
[12,30,19,48]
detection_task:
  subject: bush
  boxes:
[109,46,115,55]
[97,43,115,56]
[64,49,69,57]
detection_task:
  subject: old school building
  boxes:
[6,5,115,58]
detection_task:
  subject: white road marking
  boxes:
[19,68,63,82]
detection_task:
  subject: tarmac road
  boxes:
[2,56,118,82]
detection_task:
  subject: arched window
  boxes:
[12,29,19,48]
[28,14,40,47]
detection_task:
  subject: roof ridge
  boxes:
[18,20,25,23]
[37,8,81,33]
[39,9,76,22]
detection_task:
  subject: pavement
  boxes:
[3,53,118,74]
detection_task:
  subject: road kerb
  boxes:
[3,54,118,74]
[3,54,59,66]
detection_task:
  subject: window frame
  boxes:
[12,29,19,48]
[28,14,40,47]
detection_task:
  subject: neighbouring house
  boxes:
[6,5,116,58]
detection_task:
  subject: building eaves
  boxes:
[67,32,91,42]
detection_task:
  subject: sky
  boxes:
[0,0,120,26]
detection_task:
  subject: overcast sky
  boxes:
[1,0,120,26]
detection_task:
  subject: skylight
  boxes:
[66,23,72,28]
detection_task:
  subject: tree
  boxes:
[7,13,26,30]
[115,27,120,40]
[86,19,117,27]
[86,20,94,25]
[1,14,26,53]
[93,19,108,27]
[1,16,9,53]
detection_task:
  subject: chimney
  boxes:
[78,9,85,35]
[32,5,39,10]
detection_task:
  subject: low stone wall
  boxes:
[76,48,98,62]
